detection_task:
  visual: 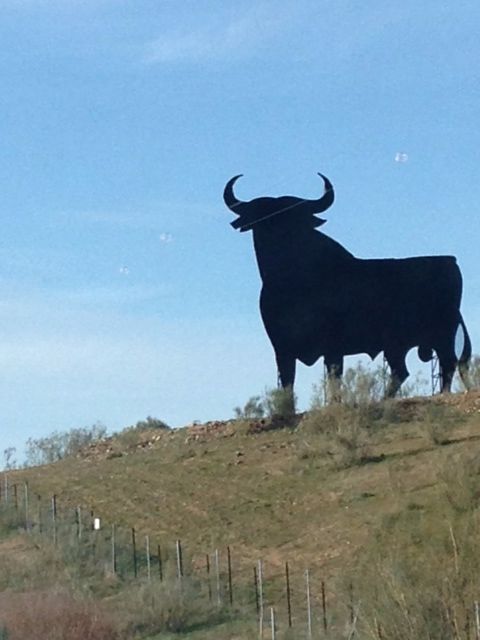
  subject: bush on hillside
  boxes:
[132,416,170,431]
[117,578,228,636]
[233,396,265,420]
[0,589,121,640]
[234,387,297,424]
[264,386,297,420]
[24,423,107,467]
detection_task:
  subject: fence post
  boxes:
[349,582,355,624]
[76,506,82,540]
[258,560,264,639]
[131,528,137,578]
[253,566,260,614]
[158,544,163,582]
[23,482,29,531]
[227,546,233,606]
[13,484,18,511]
[270,607,276,640]
[305,569,312,639]
[474,601,480,640]
[206,554,212,601]
[51,495,57,546]
[146,535,151,581]
[111,524,117,575]
[176,539,183,581]
[285,561,292,628]
[37,494,42,533]
[322,580,328,633]
[214,549,221,605]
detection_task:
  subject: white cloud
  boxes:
[144,5,289,64]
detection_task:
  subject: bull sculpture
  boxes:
[224,172,471,401]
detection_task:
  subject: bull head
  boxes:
[224,173,335,232]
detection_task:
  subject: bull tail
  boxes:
[457,314,472,389]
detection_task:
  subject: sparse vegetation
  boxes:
[264,386,297,420]
[0,589,122,640]
[2,385,480,638]
[346,452,480,640]
[24,423,107,466]
[422,402,461,445]
[118,579,229,636]
[131,416,170,431]
[234,387,297,422]
[233,395,265,420]
[465,354,480,389]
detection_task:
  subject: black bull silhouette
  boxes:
[224,173,471,399]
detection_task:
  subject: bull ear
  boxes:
[223,175,245,214]
[299,173,334,216]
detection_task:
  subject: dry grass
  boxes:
[0,589,122,640]
[7,393,479,574]
[340,450,480,639]
[2,391,480,638]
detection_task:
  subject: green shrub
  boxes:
[233,387,296,424]
[264,387,296,420]
[133,416,170,430]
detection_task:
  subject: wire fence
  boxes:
[0,474,358,638]
[4,475,480,639]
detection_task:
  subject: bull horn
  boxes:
[301,173,335,215]
[223,174,245,213]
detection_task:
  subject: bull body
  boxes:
[224,173,471,397]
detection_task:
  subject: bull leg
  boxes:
[325,355,343,403]
[275,352,296,415]
[384,351,409,398]
[435,346,456,393]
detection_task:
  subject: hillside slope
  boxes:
[10,391,480,581]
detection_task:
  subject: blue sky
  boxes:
[1,0,479,461]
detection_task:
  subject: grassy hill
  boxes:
[2,391,480,638]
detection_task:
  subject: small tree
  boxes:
[233,396,265,420]
[3,447,16,471]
